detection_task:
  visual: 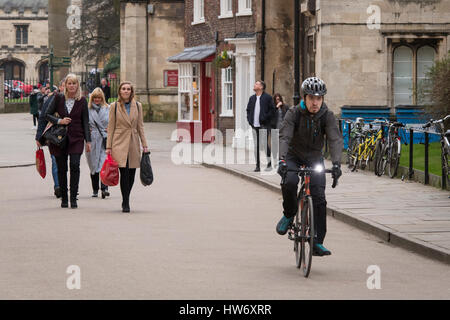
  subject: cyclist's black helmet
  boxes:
[301,77,327,97]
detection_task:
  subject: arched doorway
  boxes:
[38,61,49,84]
[0,59,25,80]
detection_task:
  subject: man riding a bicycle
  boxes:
[276,77,343,256]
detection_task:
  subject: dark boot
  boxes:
[70,191,78,209]
[61,192,68,208]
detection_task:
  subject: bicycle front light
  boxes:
[314,165,324,173]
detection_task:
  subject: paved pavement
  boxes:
[0,113,449,299]
[199,140,450,264]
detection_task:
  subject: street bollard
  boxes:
[409,128,414,180]
[424,132,429,185]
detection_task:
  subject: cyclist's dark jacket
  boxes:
[279,101,343,165]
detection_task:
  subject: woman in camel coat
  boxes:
[106,81,148,213]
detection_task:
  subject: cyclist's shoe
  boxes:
[313,243,332,256]
[276,216,294,235]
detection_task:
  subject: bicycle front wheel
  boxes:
[294,188,304,268]
[374,140,383,176]
[300,196,314,278]
[442,149,449,188]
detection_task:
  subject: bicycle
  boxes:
[376,121,405,178]
[346,118,364,168]
[422,115,450,188]
[349,125,383,172]
[286,165,338,278]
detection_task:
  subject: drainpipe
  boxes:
[261,0,266,81]
[146,0,150,120]
[293,0,300,106]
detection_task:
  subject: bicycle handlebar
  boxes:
[287,167,338,188]
[422,115,449,129]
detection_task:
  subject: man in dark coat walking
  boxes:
[246,80,276,171]
[100,78,111,103]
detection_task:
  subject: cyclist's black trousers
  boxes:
[281,155,327,244]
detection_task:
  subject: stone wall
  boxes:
[316,0,450,114]
[148,0,184,122]
[0,6,48,80]
[121,0,184,122]
[255,0,295,106]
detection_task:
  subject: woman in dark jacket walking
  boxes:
[45,74,91,209]
[271,93,289,167]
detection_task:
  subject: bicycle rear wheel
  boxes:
[300,196,314,277]
[388,139,400,178]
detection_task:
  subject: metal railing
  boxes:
[338,118,448,190]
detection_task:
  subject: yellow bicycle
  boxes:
[349,125,384,172]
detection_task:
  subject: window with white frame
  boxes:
[193,0,205,25]
[178,63,201,121]
[393,44,435,106]
[219,0,233,19]
[237,0,252,16]
[221,67,233,116]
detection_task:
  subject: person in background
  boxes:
[270,93,290,168]
[29,86,39,129]
[106,81,148,213]
[36,80,65,198]
[100,78,111,104]
[246,80,276,172]
[85,88,110,199]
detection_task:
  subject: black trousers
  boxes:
[55,153,81,200]
[281,154,328,244]
[90,172,107,193]
[119,160,136,206]
[252,127,271,167]
[32,114,38,126]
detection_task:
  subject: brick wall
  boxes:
[184,0,256,48]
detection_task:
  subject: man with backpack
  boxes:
[276,77,343,256]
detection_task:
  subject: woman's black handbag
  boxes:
[42,124,67,148]
[140,151,153,186]
[93,120,107,149]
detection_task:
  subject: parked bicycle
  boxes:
[286,165,337,278]
[348,120,384,172]
[422,115,450,188]
[376,121,405,178]
[346,118,365,170]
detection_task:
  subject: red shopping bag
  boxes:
[35,148,46,179]
[100,154,119,186]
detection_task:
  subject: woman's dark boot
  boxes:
[70,191,78,209]
[122,199,130,213]
[60,188,68,208]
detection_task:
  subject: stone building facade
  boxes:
[0,0,49,82]
[120,0,185,122]
[300,0,450,112]
[119,0,450,135]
